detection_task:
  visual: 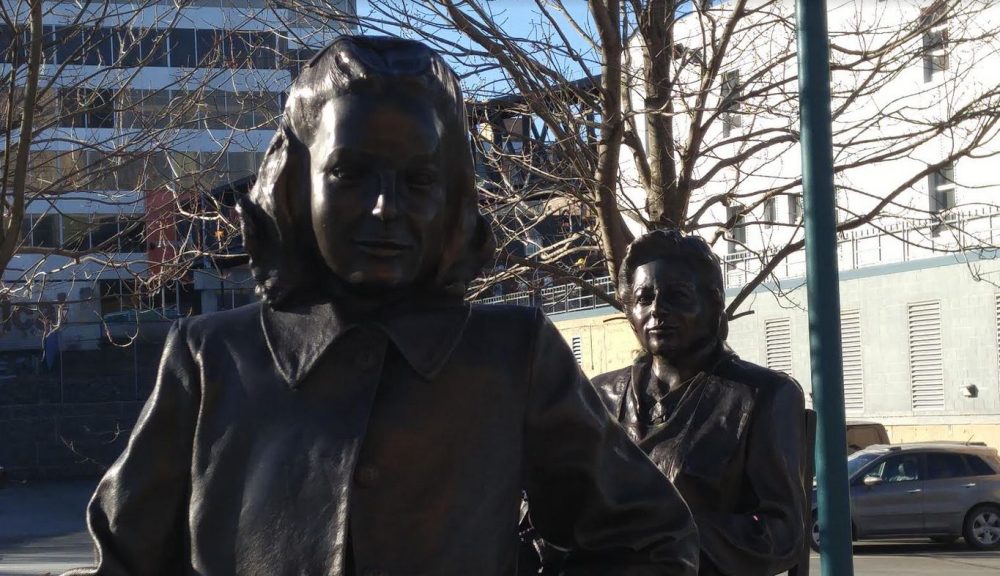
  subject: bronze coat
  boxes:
[593,351,806,576]
[64,301,699,576]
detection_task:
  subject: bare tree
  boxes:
[0,0,306,344]
[283,0,1000,317]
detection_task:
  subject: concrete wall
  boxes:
[551,256,1000,446]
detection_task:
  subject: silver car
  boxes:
[810,442,1000,551]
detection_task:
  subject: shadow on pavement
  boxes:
[853,539,1000,558]
[0,480,98,574]
[0,479,96,545]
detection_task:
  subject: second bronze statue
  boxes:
[525,229,807,576]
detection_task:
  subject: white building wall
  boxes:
[726,256,1000,423]
[620,0,1000,269]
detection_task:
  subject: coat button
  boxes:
[355,464,380,487]
[356,350,378,370]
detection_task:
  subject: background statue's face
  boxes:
[627,257,717,361]
[308,91,448,290]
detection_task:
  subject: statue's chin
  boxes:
[649,336,720,369]
[327,271,439,303]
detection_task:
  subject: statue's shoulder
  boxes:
[467,303,543,329]
[182,301,264,346]
[591,364,632,392]
[716,353,804,404]
[591,363,636,413]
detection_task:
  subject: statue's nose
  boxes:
[372,171,399,221]
[650,297,670,316]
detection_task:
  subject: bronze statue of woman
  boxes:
[63,37,699,576]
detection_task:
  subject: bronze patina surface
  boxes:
[64,37,699,576]
[595,229,807,576]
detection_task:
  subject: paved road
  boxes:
[0,479,96,576]
[813,541,1000,575]
[4,537,1000,576]
[3,480,1000,575]
[0,532,94,576]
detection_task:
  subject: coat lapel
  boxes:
[260,298,471,388]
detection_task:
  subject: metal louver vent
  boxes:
[908,300,944,410]
[571,336,583,366]
[765,318,793,375]
[997,294,1000,384]
[841,309,864,414]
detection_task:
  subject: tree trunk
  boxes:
[591,0,633,284]
[0,0,42,277]
[639,0,684,228]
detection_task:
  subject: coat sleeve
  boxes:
[62,320,199,576]
[695,377,807,576]
[522,311,699,576]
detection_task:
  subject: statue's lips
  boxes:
[646,324,680,337]
[354,238,413,257]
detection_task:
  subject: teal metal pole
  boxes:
[794,1,854,575]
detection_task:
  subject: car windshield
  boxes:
[848,451,882,478]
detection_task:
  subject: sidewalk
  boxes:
[0,479,97,576]
[3,479,1000,575]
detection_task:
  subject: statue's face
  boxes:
[627,257,717,361]
[308,91,448,290]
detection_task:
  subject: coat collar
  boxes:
[627,343,738,412]
[260,298,471,388]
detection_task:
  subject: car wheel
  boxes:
[964,504,1000,550]
[930,536,958,544]
[809,515,821,552]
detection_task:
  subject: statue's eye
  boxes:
[669,285,696,304]
[329,164,364,180]
[671,290,692,303]
[407,170,436,188]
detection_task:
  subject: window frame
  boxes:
[921,3,950,82]
[928,163,956,213]
[726,204,746,253]
[862,452,924,484]
[28,213,61,248]
[59,88,115,129]
[965,454,998,477]
[789,194,803,223]
[925,451,971,480]
[168,28,198,68]
[720,69,742,137]
[763,197,776,228]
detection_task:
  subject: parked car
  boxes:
[809,420,890,489]
[101,306,181,324]
[810,442,1000,551]
[846,420,890,454]
[101,306,183,344]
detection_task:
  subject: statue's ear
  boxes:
[238,124,302,303]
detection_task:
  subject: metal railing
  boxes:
[471,276,615,314]
[722,209,1000,288]
[473,210,1000,315]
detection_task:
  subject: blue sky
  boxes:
[354,0,599,95]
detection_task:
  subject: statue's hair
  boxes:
[238,35,494,305]
[618,228,728,341]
